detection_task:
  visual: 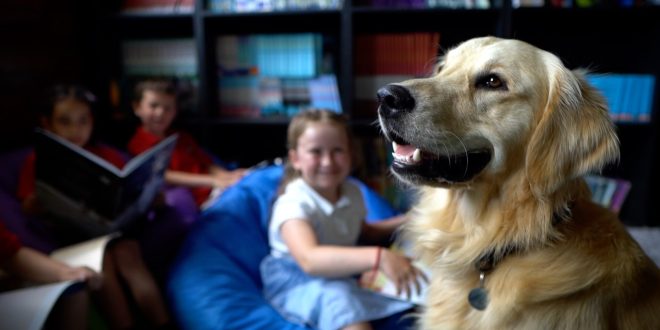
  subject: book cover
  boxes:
[34,129,177,237]
[0,233,118,330]
[610,179,632,214]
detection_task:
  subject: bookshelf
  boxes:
[100,1,659,226]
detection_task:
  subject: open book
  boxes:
[0,233,119,330]
[34,129,177,237]
[361,240,431,305]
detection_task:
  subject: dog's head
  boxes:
[378,36,619,198]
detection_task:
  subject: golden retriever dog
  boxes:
[376,36,660,329]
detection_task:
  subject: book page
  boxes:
[363,260,430,305]
[0,280,81,330]
[362,239,431,305]
[50,233,120,272]
[34,130,177,236]
[121,133,178,175]
[0,234,118,329]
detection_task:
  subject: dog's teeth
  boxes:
[412,148,421,162]
[392,142,399,153]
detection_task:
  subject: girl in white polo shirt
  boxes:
[260,109,423,330]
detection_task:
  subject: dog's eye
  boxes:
[476,74,506,90]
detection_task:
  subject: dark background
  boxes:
[1,1,658,226]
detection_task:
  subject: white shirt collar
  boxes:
[294,178,351,216]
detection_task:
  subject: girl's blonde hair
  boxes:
[279,109,355,193]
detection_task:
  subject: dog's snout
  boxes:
[377,84,415,117]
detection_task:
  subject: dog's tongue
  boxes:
[393,142,416,156]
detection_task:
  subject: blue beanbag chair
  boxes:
[167,165,409,330]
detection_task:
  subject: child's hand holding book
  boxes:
[360,245,430,304]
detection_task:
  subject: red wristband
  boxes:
[374,246,382,272]
[368,246,382,286]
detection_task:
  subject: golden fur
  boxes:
[377,37,660,329]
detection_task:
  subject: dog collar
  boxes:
[468,204,573,311]
[468,247,517,311]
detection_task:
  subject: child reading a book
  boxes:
[127,78,248,208]
[0,221,100,330]
[259,109,424,330]
[16,84,172,330]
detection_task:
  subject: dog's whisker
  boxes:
[448,132,470,179]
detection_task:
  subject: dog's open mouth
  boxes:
[388,133,492,185]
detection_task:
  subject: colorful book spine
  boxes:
[216,33,339,118]
[587,73,656,124]
[207,0,341,12]
[122,0,195,14]
[584,174,632,213]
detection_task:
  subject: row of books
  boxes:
[365,0,490,8]
[215,33,341,117]
[122,0,195,14]
[353,32,440,118]
[515,0,660,7]
[122,0,339,14]
[217,34,324,79]
[208,0,342,12]
[355,32,440,76]
[121,0,660,13]
[217,74,342,117]
[587,73,655,124]
[121,36,656,124]
[584,175,632,214]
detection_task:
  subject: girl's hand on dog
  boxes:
[379,249,427,299]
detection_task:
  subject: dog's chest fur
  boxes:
[407,187,660,329]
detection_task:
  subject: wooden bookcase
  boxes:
[99,1,660,226]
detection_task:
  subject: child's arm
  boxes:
[359,214,408,246]
[165,166,247,189]
[281,218,424,297]
[165,170,218,188]
[4,247,101,288]
[209,164,248,185]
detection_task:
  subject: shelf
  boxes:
[113,13,194,37]
[202,10,341,34]
[103,3,660,226]
[202,8,341,17]
[187,116,291,126]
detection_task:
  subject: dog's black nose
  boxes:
[377,84,415,117]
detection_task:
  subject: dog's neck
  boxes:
[468,203,572,310]
[475,204,570,270]
[460,175,582,253]
[409,178,585,278]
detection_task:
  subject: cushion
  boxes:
[0,147,58,252]
[0,147,31,194]
[167,165,405,330]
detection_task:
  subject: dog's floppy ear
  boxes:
[526,63,620,198]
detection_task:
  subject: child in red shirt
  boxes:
[128,78,247,208]
[16,84,172,329]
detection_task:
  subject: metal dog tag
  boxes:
[468,271,489,310]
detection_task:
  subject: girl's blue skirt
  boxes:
[260,255,415,330]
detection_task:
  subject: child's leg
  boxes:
[44,288,89,330]
[343,322,373,330]
[95,246,135,329]
[111,239,171,327]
